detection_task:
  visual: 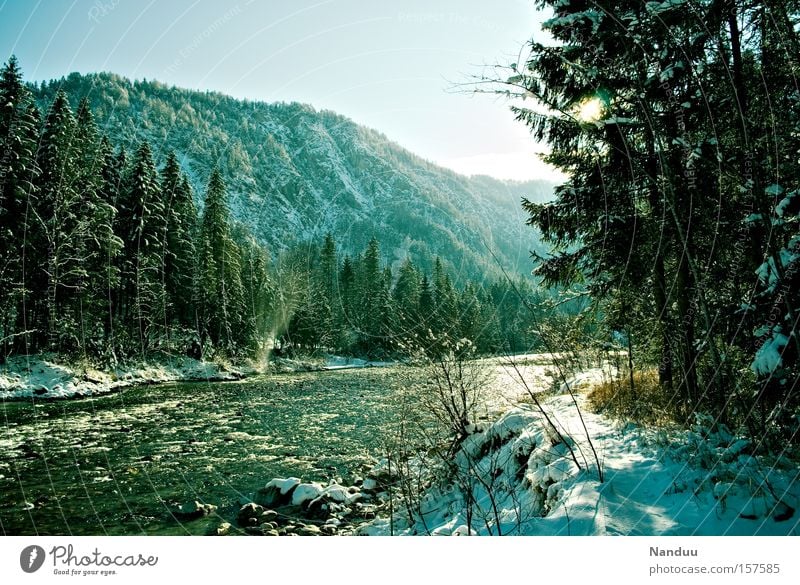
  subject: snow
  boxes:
[775,190,798,217]
[745,213,764,224]
[543,10,602,34]
[357,378,800,536]
[266,477,302,496]
[765,184,784,196]
[755,256,781,292]
[317,483,360,504]
[646,0,688,15]
[752,327,790,375]
[324,355,368,369]
[291,482,324,506]
[491,408,540,439]
[322,354,395,370]
[0,354,246,400]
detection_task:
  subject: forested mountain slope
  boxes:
[33,73,553,279]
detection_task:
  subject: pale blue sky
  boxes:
[0,0,559,181]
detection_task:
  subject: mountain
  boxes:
[31,72,553,280]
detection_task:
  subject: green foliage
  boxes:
[512,0,800,443]
[276,234,545,358]
[0,55,561,368]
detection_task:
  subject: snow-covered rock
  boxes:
[292,482,324,506]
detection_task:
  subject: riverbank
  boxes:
[353,384,800,536]
[0,354,254,401]
[0,353,401,401]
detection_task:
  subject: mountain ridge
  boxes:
[31,71,553,280]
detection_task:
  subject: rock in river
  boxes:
[237,502,264,527]
[174,500,217,520]
[254,477,301,507]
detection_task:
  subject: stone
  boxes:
[254,480,299,508]
[291,482,324,507]
[174,500,217,520]
[237,502,264,526]
[774,502,795,522]
[260,509,278,522]
[305,497,331,520]
[320,524,338,535]
[296,524,321,536]
[215,522,232,536]
[321,484,352,503]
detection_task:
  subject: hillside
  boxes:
[31,72,553,279]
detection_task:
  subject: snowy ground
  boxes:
[0,354,248,400]
[322,355,394,370]
[357,374,800,536]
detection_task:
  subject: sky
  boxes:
[0,0,561,182]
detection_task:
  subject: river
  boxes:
[0,367,432,535]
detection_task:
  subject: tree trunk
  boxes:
[676,252,698,412]
[653,254,673,389]
[645,131,673,391]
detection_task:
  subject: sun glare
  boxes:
[575,97,604,123]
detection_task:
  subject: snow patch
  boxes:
[357,383,799,536]
[0,355,245,400]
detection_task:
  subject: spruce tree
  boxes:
[0,57,39,358]
[511,0,800,435]
[161,152,197,330]
[118,141,166,353]
[238,230,272,355]
[198,168,245,355]
[313,233,339,348]
[73,97,119,355]
[34,89,82,351]
[94,136,124,350]
[339,255,356,348]
[358,237,387,350]
[393,258,421,333]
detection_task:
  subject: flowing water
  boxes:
[0,367,424,535]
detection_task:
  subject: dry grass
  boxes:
[587,368,685,426]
